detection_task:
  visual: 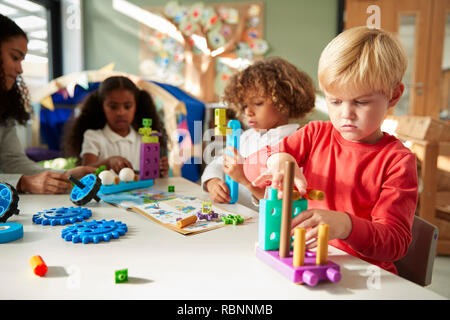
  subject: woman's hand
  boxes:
[18,171,71,194]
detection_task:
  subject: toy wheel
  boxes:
[70,174,102,206]
[0,182,20,223]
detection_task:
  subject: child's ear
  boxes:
[388,82,405,107]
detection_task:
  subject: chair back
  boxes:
[394,215,439,286]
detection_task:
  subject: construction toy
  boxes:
[94,165,107,176]
[259,187,307,251]
[214,109,242,204]
[202,201,212,213]
[30,255,48,277]
[0,222,23,243]
[138,118,162,180]
[0,182,19,223]
[98,170,115,185]
[255,160,340,286]
[214,108,228,136]
[69,174,102,206]
[61,219,128,244]
[32,207,92,226]
[176,215,197,228]
[221,214,244,225]
[119,168,135,182]
[168,185,175,192]
[224,120,241,204]
[115,268,128,283]
[197,210,219,221]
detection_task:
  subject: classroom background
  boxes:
[1,0,449,298]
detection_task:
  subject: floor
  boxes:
[427,255,450,298]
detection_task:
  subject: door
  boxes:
[345,0,450,119]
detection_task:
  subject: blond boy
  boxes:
[244,27,418,274]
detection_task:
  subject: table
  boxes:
[0,177,445,300]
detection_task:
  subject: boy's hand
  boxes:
[159,156,169,177]
[253,152,308,197]
[223,146,247,185]
[291,209,352,249]
[205,178,231,203]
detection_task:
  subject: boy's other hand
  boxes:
[206,178,231,203]
[290,209,352,249]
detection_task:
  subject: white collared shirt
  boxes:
[81,124,141,170]
[201,123,300,210]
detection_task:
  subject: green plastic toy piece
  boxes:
[168,185,175,192]
[259,188,307,251]
[95,165,107,176]
[221,214,244,225]
[115,268,128,283]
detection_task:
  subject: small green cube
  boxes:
[168,186,175,192]
[115,268,128,283]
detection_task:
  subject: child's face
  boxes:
[324,84,403,144]
[242,91,288,132]
[0,36,27,91]
[102,89,136,135]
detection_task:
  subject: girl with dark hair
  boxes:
[63,76,169,176]
[0,14,94,194]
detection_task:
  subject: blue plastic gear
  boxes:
[61,219,128,244]
[0,182,20,223]
[32,207,92,226]
[70,174,101,206]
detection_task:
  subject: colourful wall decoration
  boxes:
[139,1,268,103]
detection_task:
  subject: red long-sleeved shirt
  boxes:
[244,121,418,274]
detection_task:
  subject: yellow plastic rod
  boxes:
[316,224,329,265]
[293,227,306,267]
[176,215,197,228]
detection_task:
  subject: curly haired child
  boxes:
[63,76,169,176]
[201,57,316,209]
[245,27,418,274]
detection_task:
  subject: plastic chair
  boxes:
[394,215,439,286]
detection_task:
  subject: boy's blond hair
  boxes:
[318,26,407,98]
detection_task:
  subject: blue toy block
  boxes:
[259,188,307,251]
[225,120,241,204]
[98,179,154,195]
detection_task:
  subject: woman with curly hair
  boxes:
[63,76,169,176]
[0,14,94,194]
[201,57,316,209]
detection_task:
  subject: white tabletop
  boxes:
[0,177,445,300]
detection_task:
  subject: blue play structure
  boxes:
[37,80,205,182]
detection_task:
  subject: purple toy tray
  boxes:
[255,247,341,286]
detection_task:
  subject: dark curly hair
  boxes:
[63,76,167,160]
[223,57,316,119]
[0,14,30,125]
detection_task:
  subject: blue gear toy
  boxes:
[69,174,102,206]
[61,219,128,244]
[0,182,20,223]
[32,207,92,226]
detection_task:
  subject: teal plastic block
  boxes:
[259,188,307,251]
